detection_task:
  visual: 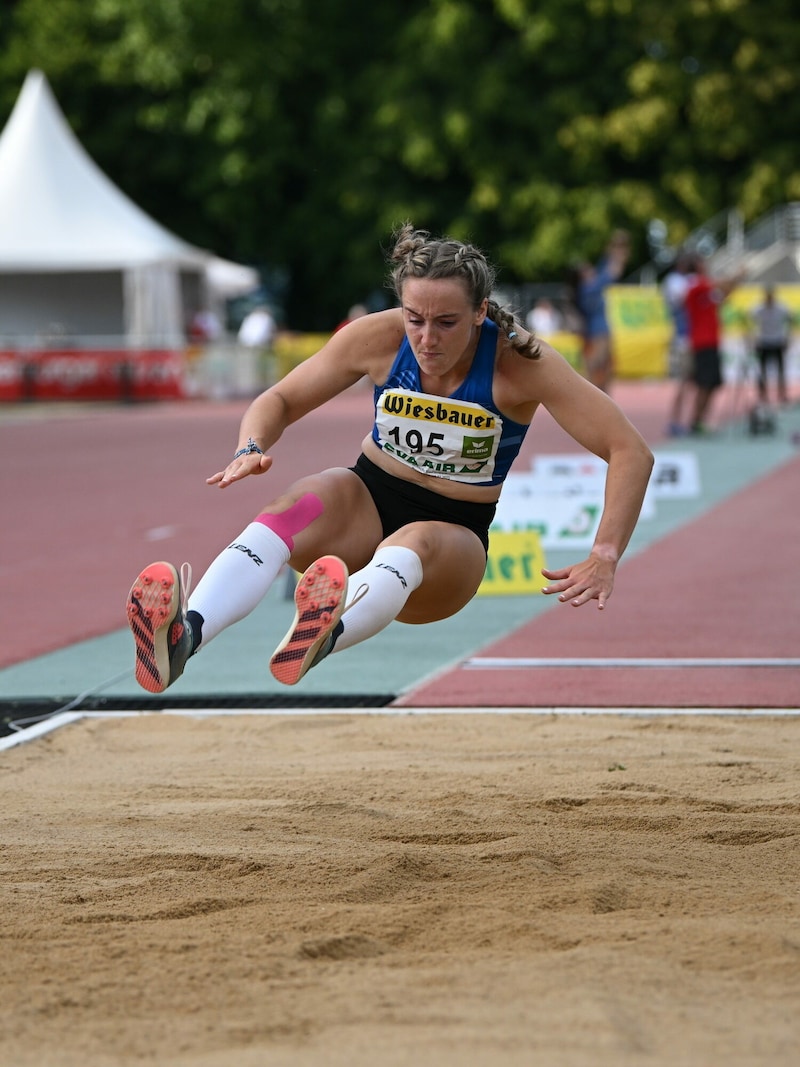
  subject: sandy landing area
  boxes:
[2,712,799,1066]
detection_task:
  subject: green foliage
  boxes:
[1,0,798,328]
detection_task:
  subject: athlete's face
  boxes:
[401,277,488,382]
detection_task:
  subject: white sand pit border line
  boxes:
[2,705,800,752]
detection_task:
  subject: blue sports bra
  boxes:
[371,319,529,487]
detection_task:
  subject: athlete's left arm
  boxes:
[522,348,654,608]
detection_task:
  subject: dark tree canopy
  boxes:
[1,0,798,329]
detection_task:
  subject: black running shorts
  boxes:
[350,453,496,554]
[692,346,723,390]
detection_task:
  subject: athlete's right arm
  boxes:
[207,310,404,488]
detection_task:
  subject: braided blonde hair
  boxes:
[388,223,541,360]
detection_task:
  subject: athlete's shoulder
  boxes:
[335,306,404,345]
[318,307,406,382]
[494,338,580,415]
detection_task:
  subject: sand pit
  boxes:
[2,711,799,1066]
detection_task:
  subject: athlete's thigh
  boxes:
[387,520,488,624]
[263,467,384,572]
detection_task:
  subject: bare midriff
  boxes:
[360,434,503,504]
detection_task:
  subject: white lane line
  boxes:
[464,657,800,669]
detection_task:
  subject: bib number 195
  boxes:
[386,427,445,455]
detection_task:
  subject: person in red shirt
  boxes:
[684,256,744,434]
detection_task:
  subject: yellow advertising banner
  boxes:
[274,332,332,379]
[720,283,800,336]
[605,285,672,379]
[545,330,584,371]
[478,530,547,597]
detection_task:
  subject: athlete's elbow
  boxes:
[638,438,655,470]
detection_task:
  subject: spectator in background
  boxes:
[662,251,696,436]
[575,229,631,393]
[237,304,279,394]
[750,285,792,406]
[334,303,368,333]
[683,257,744,435]
[526,298,562,337]
[188,308,223,343]
[238,305,277,349]
[560,271,587,336]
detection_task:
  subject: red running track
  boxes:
[0,388,376,668]
[395,452,800,709]
[2,381,798,707]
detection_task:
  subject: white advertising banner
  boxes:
[648,451,702,499]
[493,474,604,549]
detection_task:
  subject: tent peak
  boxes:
[0,67,207,269]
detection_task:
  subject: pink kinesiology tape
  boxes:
[254,493,324,551]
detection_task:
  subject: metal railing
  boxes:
[628,202,800,284]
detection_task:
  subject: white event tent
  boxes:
[0,69,258,349]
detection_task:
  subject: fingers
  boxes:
[541,566,568,580]
[542,580,599,606]
[564,585,607,610]
[541,563,613,609]
[541,566,574,598]
[206,453,272,488]
[541,566,570,594]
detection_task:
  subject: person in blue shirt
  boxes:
[575,230,631,393]
[126,223,653,693]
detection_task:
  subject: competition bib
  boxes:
[375,388,503,482]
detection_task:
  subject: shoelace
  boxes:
[179,561,193,612]
[306,580,369,671]
[342,581,368,614]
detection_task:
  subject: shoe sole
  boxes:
[269,556,348,686]
[126,562,180,693]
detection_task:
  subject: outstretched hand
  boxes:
[207,451,273,488]
[541,554,617,610]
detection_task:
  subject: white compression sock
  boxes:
[188,522,290,648]
[333,545,423,653]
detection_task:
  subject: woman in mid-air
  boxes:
[127,223,654,693]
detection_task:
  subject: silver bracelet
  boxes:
[233,437,264,460]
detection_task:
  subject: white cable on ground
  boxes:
[6,668,134,731]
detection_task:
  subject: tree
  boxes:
[1,0,798,328]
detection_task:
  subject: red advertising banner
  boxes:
[0,350,187,402]
[0,351,22,401]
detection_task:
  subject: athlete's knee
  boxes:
[380,524,436,561]
[254,493,325,551]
